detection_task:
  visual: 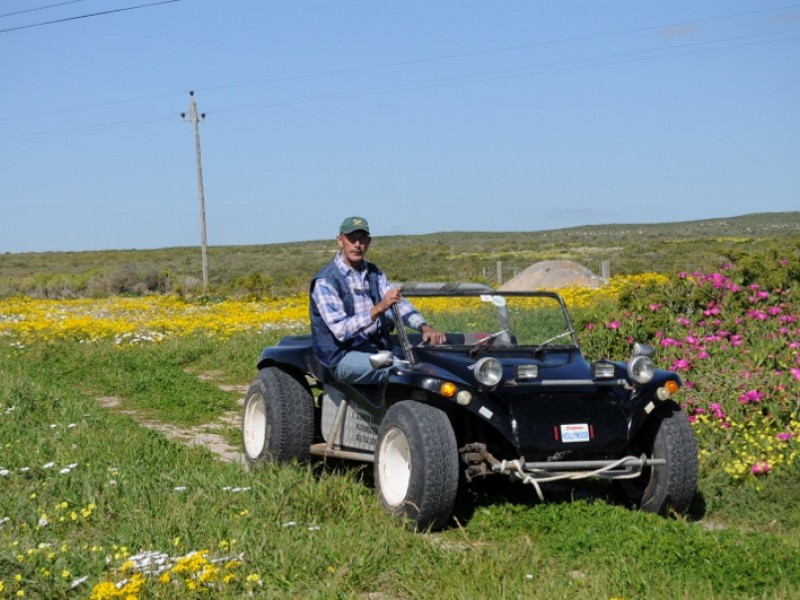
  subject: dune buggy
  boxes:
[242,283,698,529]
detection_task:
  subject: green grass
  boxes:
[2,213,800,597]
[2,334,800,598]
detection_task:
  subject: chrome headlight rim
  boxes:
[474,357,503,387]
[627,355,655,384]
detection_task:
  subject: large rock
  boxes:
[499,260,601,291]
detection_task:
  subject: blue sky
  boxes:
[2,0,798,253]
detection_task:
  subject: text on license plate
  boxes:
[560,423,590,443]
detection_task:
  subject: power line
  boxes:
[0,0,180,33]
[1,4,795,121]
[1,8,796,143]
[195,3,800,95]
[0,90,185,123]
[0,0,94,19]
[2,28,796,145]
[0,113,176,143]
[203,29,800,114]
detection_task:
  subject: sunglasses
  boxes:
[345,233,371,244]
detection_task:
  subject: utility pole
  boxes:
[181,90,209,291]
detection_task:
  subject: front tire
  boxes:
[375,401,459,530]
[241,366,315,467]
[617,403,698,516]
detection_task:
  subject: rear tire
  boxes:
[616,403,698,516]
[241,366,315,467]
[375,401,459,530]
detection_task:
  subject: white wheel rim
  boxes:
[379,427,411,506]
[243,395,266,458]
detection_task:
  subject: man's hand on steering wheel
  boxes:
[420,324,446,345]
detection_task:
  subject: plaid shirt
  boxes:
[311,252,426,344]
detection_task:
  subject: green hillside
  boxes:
[2,211,799,298]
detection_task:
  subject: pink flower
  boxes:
[607,321,620,330]
[776,432,794,442]
[648,303,663,311]
[585,322,595,331]
[751,462,771,476]
[780,259,789,267]
[671,359,691,371]
[738,389,763,404]
[746,310,768,321]
[790,367,800,382]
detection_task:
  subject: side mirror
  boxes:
[369,350,395,369]
[632,342,655,358]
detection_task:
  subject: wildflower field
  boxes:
[1,265,800,598]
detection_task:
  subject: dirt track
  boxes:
[96,373,246,464]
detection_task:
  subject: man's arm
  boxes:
[374,272,445,343]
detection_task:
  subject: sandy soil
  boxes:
[96,375,247,464]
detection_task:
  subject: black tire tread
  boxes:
[376,400,459,530]
[243,366,315,465]
[651,408,698,515]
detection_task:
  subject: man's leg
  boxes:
[334,351,390,386]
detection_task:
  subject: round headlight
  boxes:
[475,357,503,387]
[628,355,655,384]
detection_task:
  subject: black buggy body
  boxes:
[242,283,698,529]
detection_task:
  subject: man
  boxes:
[310,216,445,386]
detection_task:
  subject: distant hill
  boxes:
[2,212,798,298]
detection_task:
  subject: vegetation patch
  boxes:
[1,215,799,597]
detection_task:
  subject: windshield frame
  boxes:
[392,285,579,361]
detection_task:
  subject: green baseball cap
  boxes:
[339,216,370,235]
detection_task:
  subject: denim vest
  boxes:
[310,260,392,367]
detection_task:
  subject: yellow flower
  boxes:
[89,581,118,600]
[120,560,136,573]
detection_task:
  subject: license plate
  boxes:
[560,423,590,443]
